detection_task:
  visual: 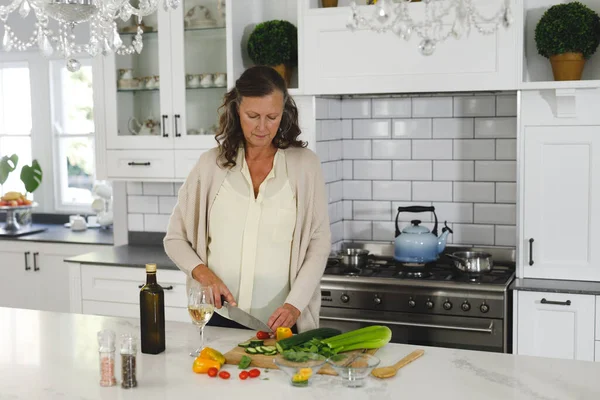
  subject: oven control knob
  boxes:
[461,301,471,312]
[340,294,350,303]
[374,295,382,305]
[480,302,490,313]
[425,299,434,309]
[443,300,452,310]
[408,298,416,308]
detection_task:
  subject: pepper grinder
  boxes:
[120,333,138,389]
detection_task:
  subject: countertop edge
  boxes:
[510,278,600,296]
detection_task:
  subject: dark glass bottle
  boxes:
[139,263,166,354]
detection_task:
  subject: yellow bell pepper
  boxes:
[199,347,226,366]
[276,327,293,341]
[192,356,221,374]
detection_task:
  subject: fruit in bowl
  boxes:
[273,351,327,387]
[0,192,32,207]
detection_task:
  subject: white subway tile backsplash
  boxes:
[495,225,516,246]
[412,140,453,160]
[454,182,495,203]
[353,201,392,220]
[343,160,353,179]
[453,224,495,245]
[496,95,517,117]
[331,221,344,243]
[159,196,177,214]
[144,214,170,232]
[412,182,453,202]
[344,181,372,200]
[372,98,411,118]
[128,195,158,214]
[496,182,516,203]
[344,221,372,241]
[433,202,473,223]
[373,181,411,201]
[372,221,395,241]
[128,214,144,231]
[329,141,343,161]
[393,161,432,180]
[143,182,173,196]
[372,140,411,159]
[353,160,391,180]
[342,119,353,139]
[317,142,329,162]
[393,119,432,138]
[321,120,343,141]
[475,161,516,182]
[343,140,371,159]
[453,139,495,160]
[353,119,391,139]
[496,139,517,160]
[328,203,337,223]
[433,161,474,181]
[316,98,328,120]
[342,99,371,118]
[328,98,342,119]
[475,117,517,138]
[330,181,343,202]
[412,97,453,118]
[453,96,495,117]
[474,204,516,224]
[343,200,353,219]
[322,162,338,183]
[432,118,474,139]
[174,183,183,194]
[127,182,143,195]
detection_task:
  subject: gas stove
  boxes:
[318,243,516,354]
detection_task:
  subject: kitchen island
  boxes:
[0,307,597,400]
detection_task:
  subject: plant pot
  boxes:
[549,52,585,81]
[321,0,338,7]
[272,64,293,87]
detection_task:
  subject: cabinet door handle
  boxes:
[138,284,174,290]
[162,115,169,137]
[33,252,39,271]
[127,162,151,167]
[24,251,30,271]
[541,298,571,306]
[528,238,534,266]
[174,114,181,137]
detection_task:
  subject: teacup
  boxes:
[71,215,87,231]
[152,75,160,89]
[200,73,213,87]
[118,68,133,80]
[187,74,200,88]
[214,72,226,87]
[143,76,154,89]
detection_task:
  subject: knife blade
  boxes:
[220,296,271,332]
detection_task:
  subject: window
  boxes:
[50,59,96,210]
[0,62,33,197]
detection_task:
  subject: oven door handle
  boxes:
[320,316,495,334]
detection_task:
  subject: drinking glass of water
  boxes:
[187,285,214,357]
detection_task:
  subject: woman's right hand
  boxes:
[191,264,236,309]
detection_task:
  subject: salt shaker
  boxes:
[120,333,138,389]
[97,330,117,387]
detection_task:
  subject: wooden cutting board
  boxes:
[223,336,378,376]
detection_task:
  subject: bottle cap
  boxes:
[145,263,157,273]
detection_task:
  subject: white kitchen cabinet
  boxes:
[520,125,600,281]
[516,291,595,361]
[0,250,38,310]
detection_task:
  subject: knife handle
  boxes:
[220,295,227,305]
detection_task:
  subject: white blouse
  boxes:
[207,148,297,323]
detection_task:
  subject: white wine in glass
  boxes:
[188,285,214,357]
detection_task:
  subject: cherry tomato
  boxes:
[218,371,231,379]
[207,367,218,377]
[249,369,260,378]
[239,371,249,380]
[256,331,270,340]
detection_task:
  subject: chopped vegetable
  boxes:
[208,367,219,377]
[218,371,230,379]
[275,328,342,353]
[276,327,293,341]
[239,371,249,380]
[192,357,221,374]
[291,372,309,386]
[238,355,252,369]
[238,341,251,348]
[199,347,226,366]
[249,339,264,347]
[249,369,261,378]
[245,347,257,354]
[256,331,270,340]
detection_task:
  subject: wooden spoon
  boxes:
[371,349,425,379]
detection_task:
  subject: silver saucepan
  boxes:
[446,251,493,274]
[339,248,370,269]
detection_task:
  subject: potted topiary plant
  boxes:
[535,1,600,81]
[247,20,298,86]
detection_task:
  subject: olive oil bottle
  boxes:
[139,263,166,354]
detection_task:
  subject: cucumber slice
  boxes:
[249,339,264,347]
[265,351,277,356]
[246,348,257,354]
[262,346,277,352]
[255,346,265,354]
[238,341,251,348]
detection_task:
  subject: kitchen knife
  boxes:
[220,295,271,332]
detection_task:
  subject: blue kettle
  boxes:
[394,206,453,263]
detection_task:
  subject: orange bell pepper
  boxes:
[192,357,221,374]
[276,327,293,341]
[199,347,226,366]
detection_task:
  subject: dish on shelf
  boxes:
[0,202,37,211]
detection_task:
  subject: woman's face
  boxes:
[238,90,284,149]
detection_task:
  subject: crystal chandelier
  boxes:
[347,0,513,56]
[0,0,180,71]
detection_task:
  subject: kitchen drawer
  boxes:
[106,150,174,179]
[81,265,187,308]
[83,300,189,323]
[174,150,206,179]
[597,297,600,341]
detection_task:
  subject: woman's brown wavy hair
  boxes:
[215,65,306,168]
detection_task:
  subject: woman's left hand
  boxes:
[268,303,300,331]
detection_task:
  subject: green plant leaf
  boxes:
[0,154,19,185]
[247,20,298,67]
[20,160,42,194]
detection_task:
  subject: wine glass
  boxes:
[188,285,214,357]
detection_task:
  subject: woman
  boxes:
[164,66,331,332]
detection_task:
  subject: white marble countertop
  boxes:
[0,307,598,400]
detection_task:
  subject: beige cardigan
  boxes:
[163,146,331,332]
